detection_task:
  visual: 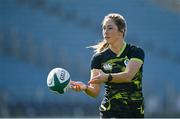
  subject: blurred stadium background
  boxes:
[0,0,180,118]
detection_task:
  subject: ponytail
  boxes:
[88,39,109,54]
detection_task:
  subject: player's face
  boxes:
[102,18,122,44]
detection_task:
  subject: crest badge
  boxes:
[124,59,129,66]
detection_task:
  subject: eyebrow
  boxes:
[102,25,113,27]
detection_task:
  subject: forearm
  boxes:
[108,60,142,83]
[84,84,100,98]
[109,71,133,83]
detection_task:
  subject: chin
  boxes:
[106,39,113,45]
[105,38,111,43]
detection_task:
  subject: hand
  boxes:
[88,70,108,84]
[70,81,88,92]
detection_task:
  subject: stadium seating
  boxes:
[0,0,179,117]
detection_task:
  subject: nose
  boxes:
[103,29,108,35]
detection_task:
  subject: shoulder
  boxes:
[127,43,145,55]
[126,43,145,62]
[91,48,110,60]
[90,49,109,69]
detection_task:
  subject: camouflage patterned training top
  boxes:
[91,42,145,112]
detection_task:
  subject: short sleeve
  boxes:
[91,54,101,69]
[129,47,145,63]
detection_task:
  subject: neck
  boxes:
[109,40,125,55]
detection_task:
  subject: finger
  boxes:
[77,85,81,91]
[88,80,92,84]
[71,85,77,90]
[74,84,81,92]
[75,85,79,91]
[70,83,76,88]
[91,74,101,80]
[88,79,96,84]
[74,81,81,85]
[70,81,76,85]
[90,77,97,81]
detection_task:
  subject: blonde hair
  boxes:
[89,13,127,54]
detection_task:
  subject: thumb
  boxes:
[90,72,101,81]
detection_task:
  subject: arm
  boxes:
[110,59,143,83]
[84,69,101,98]
[88,59,143,84]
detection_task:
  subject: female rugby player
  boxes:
[71,13,145,118]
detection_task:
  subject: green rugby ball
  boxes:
[47,68,71,94]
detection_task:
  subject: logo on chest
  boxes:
[102,63,112,71]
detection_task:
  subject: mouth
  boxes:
[104,36,110,39]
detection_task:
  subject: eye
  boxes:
[102,26,113,31]
[102,26,106,30]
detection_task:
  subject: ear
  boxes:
[118,31,124,38]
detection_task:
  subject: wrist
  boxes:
[84,85,89,91]
[106,74,113,83]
